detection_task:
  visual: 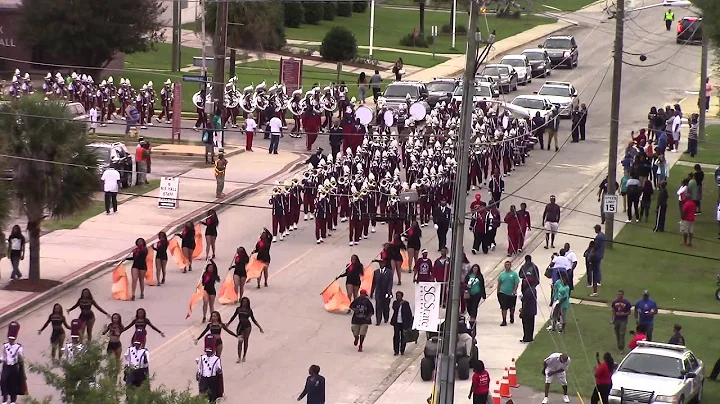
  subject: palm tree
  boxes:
[0,99,98,281]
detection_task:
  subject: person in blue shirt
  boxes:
[298,364,325,404]
[611,290,632,352]
[634,290,658,341]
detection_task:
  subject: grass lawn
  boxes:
[680,124,720,166]
[44,180,161,231]
[91,133,204,147]
[514,304,720,399]
[360,49,450,68]
[381,0,596,12]
[125,43,202,71]
[285,8,554,54]
[580,165,720,314]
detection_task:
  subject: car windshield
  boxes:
[67,103,86,117]
[539,86,571,97]
[454,86,492,97]
[88,147,111,164]
[427,82,455,93]
[481,67,508,76]
[501,59,525,68]
[544,38,572,49]
[513,98,546,109]
[384,85,419,98]
[523,52,545,61]
[618,353,684,379]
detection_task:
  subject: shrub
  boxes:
[323,1,338,20]
[320,26,358,61]
[352,0,368,13]
[303,1,324,25]
[337,2,353,17]
[440,23,467,34]
[399,32,430,48]
[283,2,305,28]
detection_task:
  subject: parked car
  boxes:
[522,48,553,78]
[539,35,579,68]
[677,16,702,44]
[479,64,518,93]
[608,341,705,404]
[87,142,137,189]
[500,55,532,85]
[452,83,496,104]
[474,75,501,97]
[425,78,460,107]
[511,95,553,120]
[382,81,428,111]
[534,81,579,118]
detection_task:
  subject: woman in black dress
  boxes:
[122,308,165,346]
[177,221,195,273]
[202,209,219,259]
[37,303,70,361]
[228,297,264,363]
[388,233,406,285]
[67,288,110,341]
[405,220,422,272]
[252,229,272,289]
[102,313,124,361]
[153,232,169,285]
[201,260,221,323]
[337,254,363,305]
[196,311,237,358]
[230,247,249,303]
[126,237,148,300]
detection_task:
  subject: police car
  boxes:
[511,95,554,120]
[452,82,496,103]
[534,81,579,118]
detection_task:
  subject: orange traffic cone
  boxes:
[491,381,501,404]
[509,359,520,388]
[500,370,512,398]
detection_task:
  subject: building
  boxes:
[160,0,200,26]
[0,0,32,73]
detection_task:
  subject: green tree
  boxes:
[304,1,325,24]
[320,26,359,61]
[692,0,719,43]
[284,2,306,28]
[26,340,211,404]
[0,100,98,281]
[323,1,338,20]
[18,0,165,70]
[337,2,353,17]
[352,0,369,13]
[205,1,286,52]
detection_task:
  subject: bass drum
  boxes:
[383,110,395,127]
[409,101,429,121]
[355,105,374,125]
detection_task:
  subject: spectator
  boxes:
[101,165,121,215]
[541,352,571,404]
[390,291,413,356]
[693,164,704,213]
[519,277,537,343]
[542,195,561,249]
[625,176,641,223]
[518,255,540,288]
[468,360,490,404]
[549,272,570,333]
[563,243,578,291]
[297,364,325,404]
[667,324,685,345]
[268,114,283,155]
[687,113,699,157]
[598,175,619,225]
[628,324,647,350]
[349,289,374,352]
[370,70,382,103]
[6,225,25,280]
[680,194,696,247]
[676,178,689,216]
[640,178,654,222]
[611,290,632,352]
[654,181,669,232]
[357,72,368,103]
[634,290,658,341]
[585,242,601,297]
[591,352,615,404]
[497,260,520,327]
[392,57,404,81]
[464,264,486,328]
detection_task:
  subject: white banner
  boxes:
[412,282,442,332]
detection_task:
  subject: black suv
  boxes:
[677,17,702,44]
[539,35,578,68]
[425,78,460,107]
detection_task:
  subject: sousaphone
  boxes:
[192,85,213,109]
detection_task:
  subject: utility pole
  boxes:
[171,0,181,72]
[604,0,624,249]
[698,33,708,140]
[369,0,376,57]
[212,0,229,111]
[200,0,208,107]
[435,1,480,403]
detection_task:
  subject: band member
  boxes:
[289,90,303,138]
[1,322,26,404]
[124,331,149,388]
[42,73,53,99]
[269,185,287,242]
[302,167,317,221]
[145,81,156,125]
[135,85,147,129]
[194,91,208,131]
[106,76,117,121]
[488,169,505,209]
[303,92,319,151]
[197,335,223,403]
[157,79,173,123]
[289,178,302,230]
[62,320,84,363]
[315,188,328,243]
[337,81,348,118]
[223,81,239,129]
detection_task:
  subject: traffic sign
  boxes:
[602,194,618,214]
[182,75,212,83]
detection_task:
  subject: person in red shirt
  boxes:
[680,195,696,246]
[469,194,483,212]
[591,352,615,404]
[468,360,490,404]
[628,325,647,350]
[414,249,434,283]
[504,205,522,257]
[432,248,450,306]
[517,202,532,251]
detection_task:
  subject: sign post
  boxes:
[431,25,438,60]
[602,194,618,214]
[171,82,183,142]
[279,58,303,94]
[158,177,180,209]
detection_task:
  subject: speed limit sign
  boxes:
[603,194,618,214]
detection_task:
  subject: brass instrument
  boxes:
[240,85,256,114]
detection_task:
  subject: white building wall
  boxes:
[159,0,199,26]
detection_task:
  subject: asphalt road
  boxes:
[8,7,702,403]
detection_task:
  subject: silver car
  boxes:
[609,341,705,404]
[382,82,428,111]
[479,64,518,94]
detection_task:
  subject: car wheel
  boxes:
[678,395,685,404]
[502,85,509,94]
[513,79,518,92]
[528,77,532,84]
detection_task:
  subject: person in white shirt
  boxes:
[88,106,98,134]
[197,335,223,402]
[268,116,283,155]
[62,320,84,364]
[101,166,121,215]
[1,321,24,404]
[124,331,149,388]
[562,243,578,290]
[671,112,682,153]
[244,113,257,152]
[542,352,571,404]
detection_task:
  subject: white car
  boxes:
[479,64,519,93]
[534,81,579,118]
[452,83,496,103]
[87,142,137,189]
[500,55,532,85]
[511,95,553,120]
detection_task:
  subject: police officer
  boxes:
[197,335,223,403]
[664,9,674,31]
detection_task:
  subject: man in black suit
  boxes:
[371,261,394,325]
[433,198,451,251]
[390,290,414,355]
[519,278,537,343]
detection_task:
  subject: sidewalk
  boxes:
[0,149,305,322]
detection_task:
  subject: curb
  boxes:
[151,147,245,159]
[0,153,307,325]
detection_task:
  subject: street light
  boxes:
[369,0,376,57]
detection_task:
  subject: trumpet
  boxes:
[379,178,390,188]
[302,171,312,180]
[292,178,300,186]
[337,176,347,186]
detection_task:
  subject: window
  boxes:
[513,98,547,110]
[523,52,545,61]
[481,67,508,76]
[181,0,189,9]
[543,38,572,49]
[453,86,491,98]
[501,59,525,68]
[384,85,419,98]
[687,353,699,370]
[618,353,684,379]
[427,82,454,93]
[538,87,570,97]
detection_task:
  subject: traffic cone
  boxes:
[500,370,512,398]
[508,359,520,388]
[491,381,502,404]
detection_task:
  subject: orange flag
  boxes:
[360,264,374,292]
[168,239,189,270]
[145,249,156,286]
[401,250,410,271]
[192,223,204,259]
[218,271,238,305]
[245,253,268,283]
[111,262,131,301]
[186,283,206,319]
[321,280,351,313]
